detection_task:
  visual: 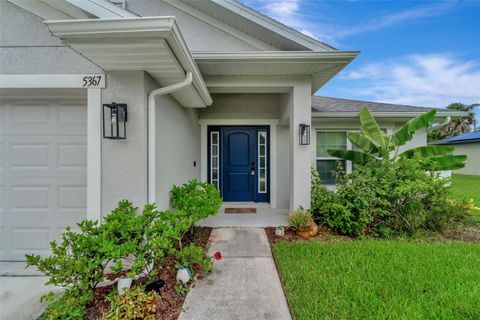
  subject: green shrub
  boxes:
[38,291,89,320]
[311,157,467,236]
[103,287,159,320]
[288,208,314,232]
[170,179,223,223]
[26,219,108,297]
[175,244,213,275]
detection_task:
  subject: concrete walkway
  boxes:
[0,262,61,320]
[179,228,292,320]
[197,203,289,228]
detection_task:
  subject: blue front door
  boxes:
[223,127,256,201]
[208,126,269,202]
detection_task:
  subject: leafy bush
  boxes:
[26,219,108,297]
[311,157,468,237]
[288,208,314,232]
[104,287,159,320]
[27,181,222,319]
[171,179,223,223]
[175,244,213,275]
[38,291,89,320]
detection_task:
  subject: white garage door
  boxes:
[0,89,87,261]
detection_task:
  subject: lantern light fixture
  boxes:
[103,103,127,139]
[299,123,310,145]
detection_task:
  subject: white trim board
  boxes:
[199,118,279,209]
[0,74,106,89]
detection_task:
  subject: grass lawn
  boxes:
[273,240,480,320]
[451,174,480,207]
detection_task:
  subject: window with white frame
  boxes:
[210,131,220,190]
[316,129,387,184]
[258,131,267,193]
[316,131,348,184]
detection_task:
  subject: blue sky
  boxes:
[240,0,480,112]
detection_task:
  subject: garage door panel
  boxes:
[2,138,86,177]
[1,94,87,261]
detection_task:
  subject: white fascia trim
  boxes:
[210,0,336,51]
[64,0,137,18]
[312,111,466,118]
[193,51,359,62]
[198,118,279,209]
[45,17,212,106]
[164,0,276,51]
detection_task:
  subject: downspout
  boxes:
[148,71,193,204]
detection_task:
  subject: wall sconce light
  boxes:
[103,103,127,139]
[299,124,310,145]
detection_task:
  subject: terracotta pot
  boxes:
[309,222,318,237]
[296,230,312,239]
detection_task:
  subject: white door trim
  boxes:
[199,118,279,208]
[0,74,103,221]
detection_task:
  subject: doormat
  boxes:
[224,207,257,214]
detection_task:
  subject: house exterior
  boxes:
[431,131,480,175]
[0,0,463,261]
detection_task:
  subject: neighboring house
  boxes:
[0,0,463,261]
[431,131,480,176]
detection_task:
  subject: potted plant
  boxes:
[288,208,317,239]
[117,271,135,293]
[275,226,285,237]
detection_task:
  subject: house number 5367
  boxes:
[82,76,102,87]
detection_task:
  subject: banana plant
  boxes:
[327,107,467,170]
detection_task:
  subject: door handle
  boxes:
[250,168,255,176]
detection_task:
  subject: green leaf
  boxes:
[399,145,454,159]
[429,155,467,170]
[359,107,385,149]
[347,132,378,154]
[392,109,436,147]
[327,149,376,164]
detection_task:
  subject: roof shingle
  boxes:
[311,96,459,113]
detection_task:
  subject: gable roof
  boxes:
[430,131,480,145]
[169,0,335,51]
[311,96,467,118]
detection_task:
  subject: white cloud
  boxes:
[341,54,480,107]
[264,0,299,17]
[336,3,454,39]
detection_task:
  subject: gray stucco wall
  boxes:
[276,125,291,209]
[199,93,283,119]
[126,0,263,52]
[452,143,480,176]
[0,1,101,74]
[101,71,154,214]
[155,95,201,210]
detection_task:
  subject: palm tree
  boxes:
[429,103,479,142]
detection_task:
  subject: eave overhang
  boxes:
[193,51,359,93]
[45,17,212,108]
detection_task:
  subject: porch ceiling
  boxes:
[45,17,212,108]
[193,51,359,92]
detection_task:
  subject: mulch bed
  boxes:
[265,223,480,245]
[265,226,353,245]
[85,226,212,320]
